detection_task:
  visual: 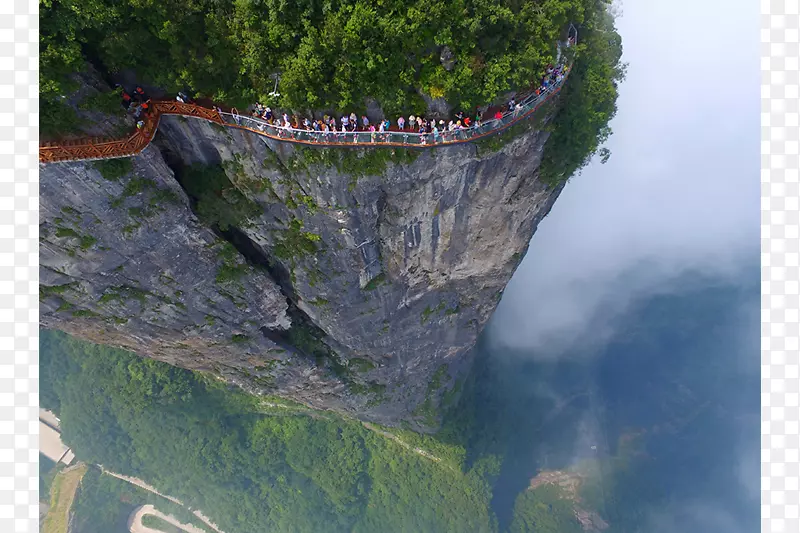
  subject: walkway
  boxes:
[39,74,568,165]
[99,468,226,533]
[360,422,458,472]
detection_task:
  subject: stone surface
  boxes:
[40,105,564,431]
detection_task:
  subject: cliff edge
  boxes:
[40,108,563,431]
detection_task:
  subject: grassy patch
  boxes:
[272,219,321,281]
[215,242,249,288]
[78,235,97,250]
[363,272,387,291]
[60,206,80,217]
[348,358,376,373]
[122,177,156,198]
[54,227,79,239]
[40,282,78,301]
[93,158,132,182]
[413,364,449,427]
[122,222,141,236]
[42,463,88,533]
[141,514,192,533]
[98,285,151,307]
[421,301,446,324]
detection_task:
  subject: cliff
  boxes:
[40,109,564,431]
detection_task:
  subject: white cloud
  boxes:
[489,0,759,354]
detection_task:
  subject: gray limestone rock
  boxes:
[40,104,563,432]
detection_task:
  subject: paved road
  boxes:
[101,468,225,533]
[127,504,207,533]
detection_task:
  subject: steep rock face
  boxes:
[40,111,563,431]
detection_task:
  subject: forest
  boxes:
[40,269,758,533]
[40,0,623,185]
[41,329,499,533]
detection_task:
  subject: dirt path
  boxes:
[127,504,206,533]
[41,463,88,533]
[361,422,449,466]
[99,468,226,533]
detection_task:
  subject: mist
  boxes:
[489,0,759,356]
[474,1,760,531]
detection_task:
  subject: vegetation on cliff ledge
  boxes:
[539,5,625,184]
[42,1,614,123]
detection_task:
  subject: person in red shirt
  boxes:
[494,110,503,120]
[134,86,147,102]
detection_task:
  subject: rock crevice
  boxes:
[40,102,564,431]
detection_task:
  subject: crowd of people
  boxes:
[237,62,569,144]
[116,84,155,130]
[115,60,568,144]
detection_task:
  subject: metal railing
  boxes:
[216,75,567,148]
[40,68,569,163]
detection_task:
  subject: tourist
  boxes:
[362,115,370,129]
[398,116,405,130]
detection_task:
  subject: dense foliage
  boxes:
[70,467,213,533]
[40,269,756,533]
[539,5,625,183]
[38,454,59,502]
[40,330,496,533]
[41,1,611,118]
[508,485,584,533]
[181,163,261,230]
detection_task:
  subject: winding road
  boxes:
[127,504,206,533]
[99,468,225,533]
